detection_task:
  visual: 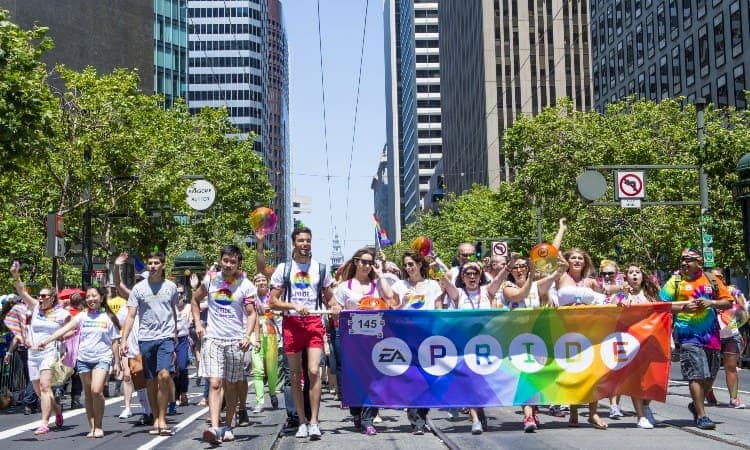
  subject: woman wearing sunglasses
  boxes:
[333,248,395,436]
[10,264,70,435]
[442,261,504,434]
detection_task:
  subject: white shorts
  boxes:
[27,353,57,381]
[199,337,245,383]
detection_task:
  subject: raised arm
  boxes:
[373,261,396,308]
[536,256,568,301]
[255,233,267,277]
[114,252,132,298]
[552,217,568,249]
[9,264,38,310]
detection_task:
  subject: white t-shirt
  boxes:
[270,259,333,315]
[203,271,257,340]
[29,305,70,360]
[454,287,494,310]
[116,308,140,357]
[74,309,120,363]
[501,281,541,309]
[127,279,178,341]
[334,279,379,310]
[392,279,441,310]
[176,304,191,338]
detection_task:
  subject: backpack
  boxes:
[282,260,327,310]
[673,271,719,300]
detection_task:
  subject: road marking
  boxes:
[0,394,132,440]
[137,407,208,450]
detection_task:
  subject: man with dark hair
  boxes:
[269,227,336,440]
[660,248,733,430]
[121,251,179,436]
[191,245,258,444]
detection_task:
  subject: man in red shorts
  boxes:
[269,227,336,441]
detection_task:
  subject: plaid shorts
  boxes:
[199,337,246,383]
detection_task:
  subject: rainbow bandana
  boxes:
[340,305,672,407]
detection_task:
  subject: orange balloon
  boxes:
[358,296,388,310]
[529,242,559,274]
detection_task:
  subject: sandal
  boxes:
[86,431,95,438]
[159,428,174,436]
[94,429,104,438]
[34,425,50,435]
[588,417,608,430]
[148,428,161,435]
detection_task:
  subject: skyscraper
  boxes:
[590,0,749,111]
[439,0,593,194]
[382,0,443,242]
[154,0,189,108]
[187,0,290,260]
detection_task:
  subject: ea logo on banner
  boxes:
[418,336,457,376]
[464,335,504,375]
[554,332,595,373]
[509,333,548,373]
[372,337,412,376]
[492,241,508,257]
[600,332,640,370]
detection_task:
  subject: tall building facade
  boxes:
[154,0,189,108]
[187,0,290,260]
[439,0,593,194]
[2,0,153,93]
[382,0,443,242]
[591,0,749,110]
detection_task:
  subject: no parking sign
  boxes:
[492,241,508,257]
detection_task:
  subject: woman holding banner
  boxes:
[556,248,609,430]
[392,251,444,434]
[442,262,504,435]
[333,248,394,436]
[502,254,567,432]
[622,263,661,428]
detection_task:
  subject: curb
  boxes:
[426,417,458,450]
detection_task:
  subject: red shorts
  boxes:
[283,315,325,354]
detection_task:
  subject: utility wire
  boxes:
[316,0,335,239]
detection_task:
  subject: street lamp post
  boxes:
[733,154,750,290]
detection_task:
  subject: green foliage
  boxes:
[395,97,750,274]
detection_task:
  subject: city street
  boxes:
[2,363,750,449]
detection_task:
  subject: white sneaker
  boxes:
[609,405,624,418]
[118,408,133,419]
[252,404,263,413]
[637,417,654,429]
[471,421,483,435]
[372,414,383,424]
[308,423,321,440]
[295,423,309,438]
[643,405,657,424]
[222,426,235,442]
[730,397,746,409]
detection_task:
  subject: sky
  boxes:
[284,0,385,265]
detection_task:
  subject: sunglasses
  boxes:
[404,261,417,267]
[463,271,479,277]
[600,271,616,276]
[38,294,53,299]
[511,264,529,270]
[680,256,699,263]
[355,258,374,266]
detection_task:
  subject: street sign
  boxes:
[186,179,216,211]
[491,241,508,257]
[702,232,713,246]
[703,246,715,268]
[620,199,642,208]
[54,236,65,258]
[616,171,646,199]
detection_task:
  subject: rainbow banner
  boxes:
[340,305,672,407]
[373,214,391,247]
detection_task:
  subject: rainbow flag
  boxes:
[373,214,391,247]
[340,304,672,407]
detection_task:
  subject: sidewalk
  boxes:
[275,390,448,450]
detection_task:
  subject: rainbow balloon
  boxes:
[529,242,559,275]
[411,236,433,257]
[720,303,749,329]
[249,207,278,235]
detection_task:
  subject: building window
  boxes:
[592,22,598,55]
[668,0,678,38]
[626,33,635,73]
[714,13,725,68]
[646,0,652,8]
[646,14,655,58]
[735,64,746,109]
[609,49,616,88]
[616,0,623,35]
[697,0,706,19]
[617,42,625,80]
[685,35,695,86]
[594,65,600,100]
[636,24,644,66]
[649,64,657,99]
[730,2,743,58]
[601,60,609,95]
[672,46,682,93]
[625,0,632,26]
[599,17,606,51]
[682,0,691,29]
[698,25,709,78]
[635,0,642,18]
[638,72,646,97]
[657,3,666,49]
[701,83,711,102]
[607,5,615,43]
[629,79,636,94]
[660,55,669,98]
[717,75,728,107]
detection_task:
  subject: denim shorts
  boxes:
[139,338,175,379]
[76,359,111,374]
[680,344,720,381]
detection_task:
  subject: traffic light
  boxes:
[475,241,483,260]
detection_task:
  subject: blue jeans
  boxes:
[173,336,190,396]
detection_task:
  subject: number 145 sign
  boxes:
[349,313,385,338]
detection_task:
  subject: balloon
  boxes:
[249,207,278,235]
[720,303,749,329]
[411,236,433,257]
[529,242,560,275]
[358,296,388,310]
